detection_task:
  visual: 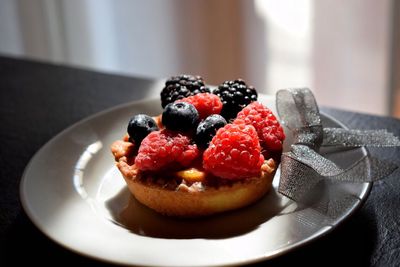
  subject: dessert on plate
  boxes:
[111,75,285,217]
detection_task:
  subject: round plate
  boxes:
[20,95,371,266]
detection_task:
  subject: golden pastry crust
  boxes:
[111,139,276,217]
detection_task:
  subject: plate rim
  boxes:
[19,95,372,266]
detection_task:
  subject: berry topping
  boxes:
[194,114,227,149]
[234,102,285,154]
[127,114,159,144]
[177,93,223,120]
[162,102,199,132]
[213,79,257,120]
[135,129,200,171]
[203,123,264,179]
[161,74,211,108]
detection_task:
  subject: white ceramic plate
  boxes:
[20,95,371,266]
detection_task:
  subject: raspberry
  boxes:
[135,129,199,171]
[234,102,285,154]
[177,93,223,120]
[203,123,264,179]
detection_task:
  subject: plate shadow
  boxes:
[105,187,285,239]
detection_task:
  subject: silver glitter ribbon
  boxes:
[276,88,400,211]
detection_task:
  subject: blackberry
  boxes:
[161,74,210,108]
[162,102,199,132]
[195,114,227,149]
[213,79,257,120]
[127,114,159,145]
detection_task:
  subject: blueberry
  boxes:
[162,102,199,132]
[127,114,159,144]
[195,114,227,149]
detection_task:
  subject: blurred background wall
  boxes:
[0,0,398,117]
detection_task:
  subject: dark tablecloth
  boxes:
[0,56,399,266]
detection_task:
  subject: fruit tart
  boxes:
[111,75,285,217]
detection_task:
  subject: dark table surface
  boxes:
[0,55,399,266]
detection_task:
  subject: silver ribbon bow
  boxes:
[276,88,400,204]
